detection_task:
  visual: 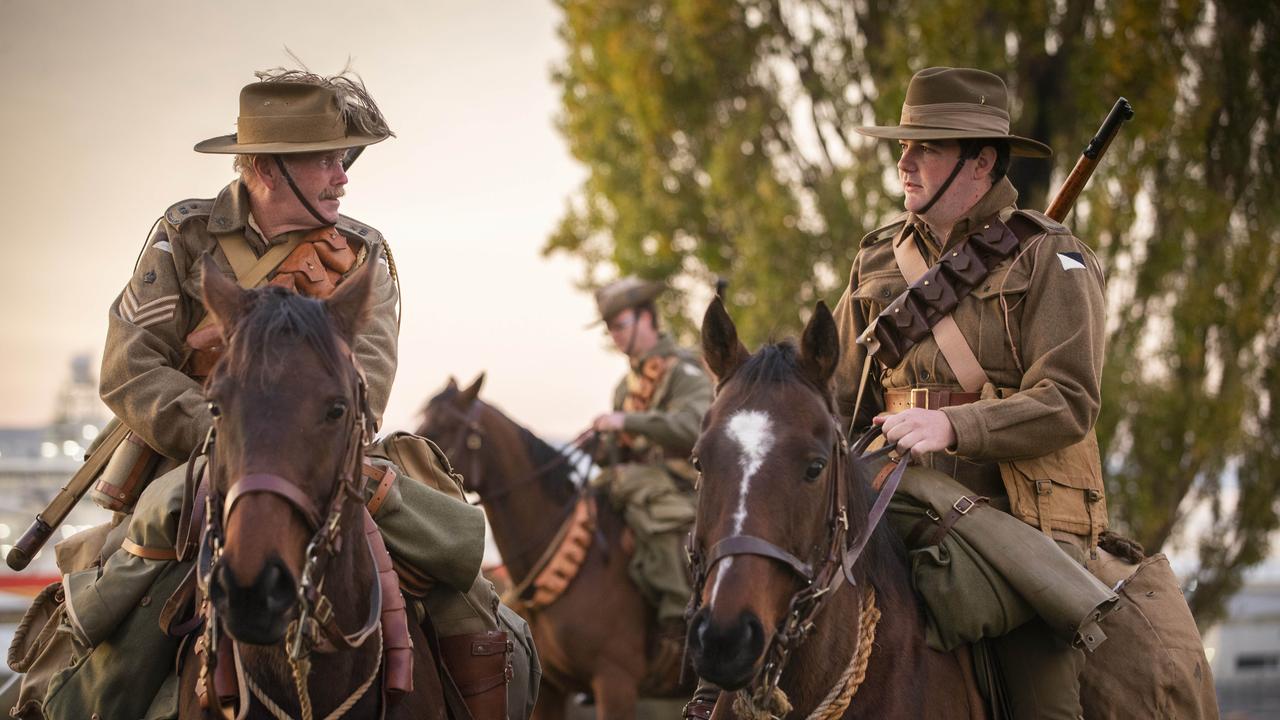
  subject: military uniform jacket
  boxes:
[832,178,1109,539]
[101,179,399,461]
[610,335,713,464]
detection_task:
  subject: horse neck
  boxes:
[473,407,578,584]
[781,515,930,717]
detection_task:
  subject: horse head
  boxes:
[199,253,376,645]
[687,297,848,691]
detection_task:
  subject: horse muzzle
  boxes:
[688,605,767,690]
[210,554,298,645]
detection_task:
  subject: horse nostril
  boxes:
[689,609,709,652]
[261,557,297,613]
[743,613,765,656]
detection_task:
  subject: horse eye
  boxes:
[207,402,221,419]
[326,401,348,421]
[804,459,827,481]
[691,455,702,473]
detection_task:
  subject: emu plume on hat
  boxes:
[856,67,1051,158]
[195,69,393,155]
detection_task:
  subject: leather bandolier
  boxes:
[860,218,1023,369]
[618,354,676,458]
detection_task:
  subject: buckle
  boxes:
[952,496,978,515]
[1035,479,1053,496]
[909,387,929,409]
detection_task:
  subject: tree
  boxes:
[548,0,1279,627]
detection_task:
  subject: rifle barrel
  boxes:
[1045,97,1134,222]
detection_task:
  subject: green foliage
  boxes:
[549,0,1279,626]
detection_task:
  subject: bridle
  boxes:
[434,397,600,506]
[195,338,383,720]
[688,421,908,703]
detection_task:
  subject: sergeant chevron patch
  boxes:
[1057,252,1086,271]
[122,286,178,329]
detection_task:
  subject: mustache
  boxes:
[320,187,345,200]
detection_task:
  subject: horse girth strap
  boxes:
[861,220,1021,375]
[704,535,815,582]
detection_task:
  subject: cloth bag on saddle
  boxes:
[879,460,1117,652]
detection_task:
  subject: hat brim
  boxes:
[193,132,389,155]
[856,125,1052,158]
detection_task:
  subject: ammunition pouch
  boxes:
[998,431,1108,548]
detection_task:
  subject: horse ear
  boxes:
[200,254,246,336]
[798,301,840,387]
[324,246,379,342]
[701,297,749,383]
[446,376,459,392]
[458,372,485,406]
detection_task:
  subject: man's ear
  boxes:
[251,154,278,190]
[972,145,997,181]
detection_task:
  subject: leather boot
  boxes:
[682,679,720,719]
[439,630,512,720]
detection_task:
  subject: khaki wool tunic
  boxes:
[610,334,714,464]
[832,178,1109,537]
[100,178,400,461]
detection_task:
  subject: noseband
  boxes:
[688,424,908,699]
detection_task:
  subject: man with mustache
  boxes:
[10,69,532,720]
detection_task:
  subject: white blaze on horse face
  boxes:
[710,409,776,604]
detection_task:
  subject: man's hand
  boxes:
[874,409,957,459]
[592,412,627,433]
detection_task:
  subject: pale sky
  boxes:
[0,0,625,439]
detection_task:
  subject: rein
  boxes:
[195,339,383,720]
[689,425,909,709]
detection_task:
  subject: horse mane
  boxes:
[217,286,346,385]
[729,339,910,598]
[514,424,579,505]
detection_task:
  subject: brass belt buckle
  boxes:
[909,387,929,410]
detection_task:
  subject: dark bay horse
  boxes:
[688,298,977,719]
[418,376,691,719]
[178,255,447,719]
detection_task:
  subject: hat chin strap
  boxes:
[274,155,332,226]
[915,148,976,216]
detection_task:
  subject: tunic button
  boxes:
[921,371,931,380]
[139,596,151,607]
[882,289,891,298]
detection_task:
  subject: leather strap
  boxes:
[705,534,814,582]
[884,388,980,413]
[223,473,323,531]
[892,227,989,392]
[121,537,179,561]
[363,462,397,516]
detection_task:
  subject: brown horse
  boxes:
[178,255,448,719]
[688,298,974,719]
[418,376,692,719]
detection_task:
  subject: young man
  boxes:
[14,70,529,719]
[590,277,712,672]
[832,66,1109,718]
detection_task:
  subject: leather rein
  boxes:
[688,424,908,702]
[194,339,383,718]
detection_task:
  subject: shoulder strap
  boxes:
[891,229,989,393]
[190,233,306,334]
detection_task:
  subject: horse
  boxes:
[688,297,1218,719]
[177,254,449,719]
[687,297,975,719]
[417,376,693,719]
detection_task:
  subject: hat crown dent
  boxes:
[906,67,1010,112]
[196,77,389,155]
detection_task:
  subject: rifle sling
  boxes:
[189,232,306,334]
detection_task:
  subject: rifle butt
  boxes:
[7,517,55,571]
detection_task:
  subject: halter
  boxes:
[195,337,383,720]
[688,424,909,704]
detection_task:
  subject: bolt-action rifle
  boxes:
[1045,97,1134,222]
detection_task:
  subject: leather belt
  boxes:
[884,387,980,413]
